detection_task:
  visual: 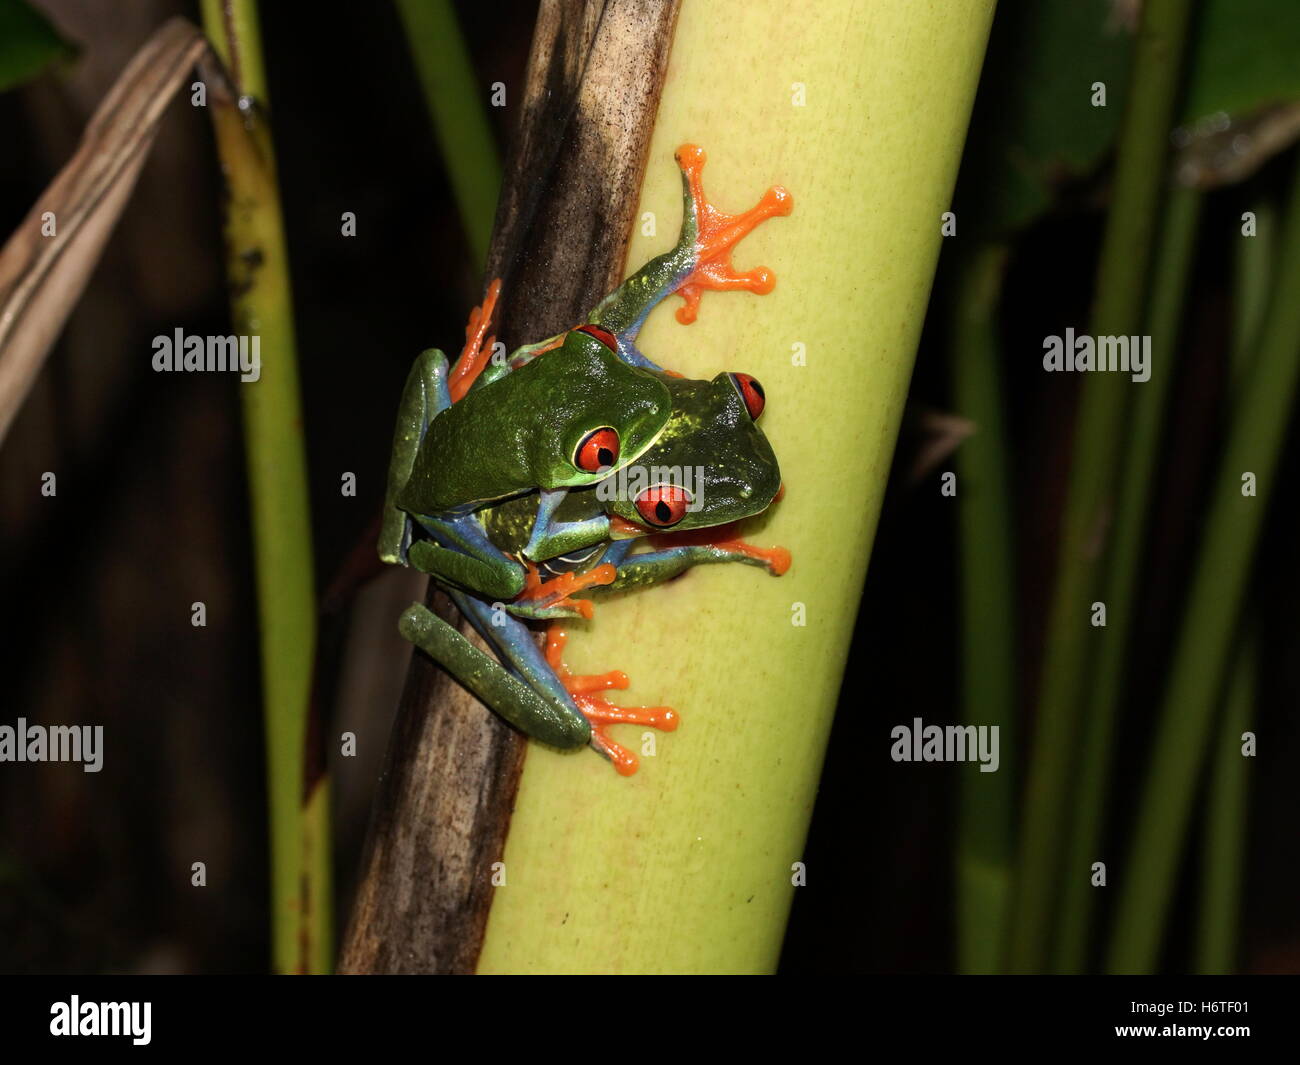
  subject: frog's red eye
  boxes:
[634,484,690,527]
[575,427,619,472]
[575,324,619,352]
[729,372,766,419]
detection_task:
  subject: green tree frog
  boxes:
[381,144,792,772]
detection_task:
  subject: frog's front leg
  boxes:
[379,347,453,565]
[407,511,529,601]
[583,531,791,596]
[522,488,612,563]
[472,487,618,621]
[590,144,793,367]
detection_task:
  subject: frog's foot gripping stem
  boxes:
[672,143,793,325]
[447,277,502,402]
[693,535,792,575]
[591,524,791,597]
[511,561,618,620]
[545,624,678,776]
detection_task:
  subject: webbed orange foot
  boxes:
[647,519,793,576]
[448,277,502,402]
[546,624,679,776]
[674,144,793,324]
[708,538,792,576]
[515,562,617,619]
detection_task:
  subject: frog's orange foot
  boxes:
[448,278,502,402]
[714,538,792,576]
[583,699,680,776]
[516,561,617,619]
[673,144,793,325]
[546,624,679,776]
[647,520,793,576]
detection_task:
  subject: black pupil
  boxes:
[749,379,765,401]
[597,447,614,467]
[655,501,672,522]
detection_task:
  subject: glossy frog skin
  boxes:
[401,330,671,513]
[479,367,787,621]
[421,365,790,771]
[379,324,671,602]
[382,144,792,772]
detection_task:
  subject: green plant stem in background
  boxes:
[1192,195,1272,976]
[1107,155,1300,973]
[1008,0,1194,973]
[1232,197,1276,377]
[1195,629,1254,973]
[1053,184,1202,974]
[395,0,501,269]
[951,242,1016,975]
[200,0,329,974]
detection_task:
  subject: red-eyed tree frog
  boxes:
[381,144,792,772]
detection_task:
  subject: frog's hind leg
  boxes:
[399,600,589,749]
[379,348,454,564]
[449,590,595,747]
[544,624,678,776]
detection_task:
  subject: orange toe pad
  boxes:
[546,625,678,775]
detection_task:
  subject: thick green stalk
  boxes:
[1053,185,1202,973]
[200,0,329,973]
[952,242,1016,974]
[1107,155,1300,973]
[476,0,997,974]
[395,0,501,268]
[1009,0,1193,972]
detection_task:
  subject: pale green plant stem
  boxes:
[475,0,998,974]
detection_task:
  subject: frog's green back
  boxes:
[397,333,671,516]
